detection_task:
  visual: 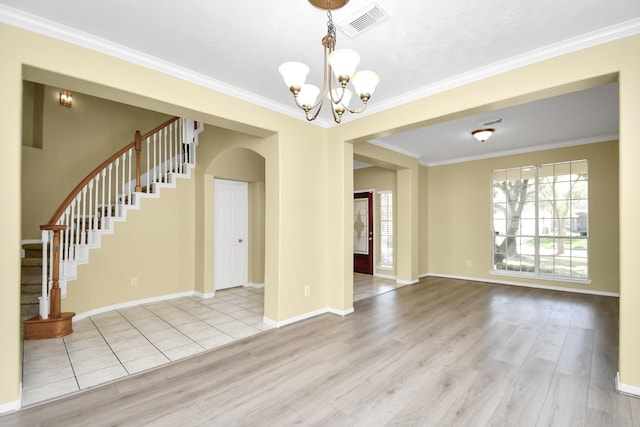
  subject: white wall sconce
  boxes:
[59,90,73,107]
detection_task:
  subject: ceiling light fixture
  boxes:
[471,128,494,142]
[278,0,380,124]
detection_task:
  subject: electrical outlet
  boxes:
[131,277,138,286]
[304,286,310,296]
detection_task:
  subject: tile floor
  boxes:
[22,287,269,406]
[21,274,403,407]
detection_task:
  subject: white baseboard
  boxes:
[0,383,21,414]
[396,278,419,286]
[263,306,354,328]
[327,307,355,317]
[424,273,620,297]
[73,284,258,321]
[194,291,215,299]
[374,272,396,280]
[73,291,196,321]
[616,372,640,397]
[245,283,265,289]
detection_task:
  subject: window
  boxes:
[378,191,393,268]
[492,160,588,280]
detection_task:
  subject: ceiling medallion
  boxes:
[308,0,349,10]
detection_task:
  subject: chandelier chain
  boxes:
[326,1,336,44]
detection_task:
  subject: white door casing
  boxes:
[214,179,248,290]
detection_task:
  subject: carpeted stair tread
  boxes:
[22,257,42,267]
[22,283,41,293]
[21,293,40,305]
[21,304,40,321]
[22,273,42,285]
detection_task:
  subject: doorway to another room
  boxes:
[354,191,374,274]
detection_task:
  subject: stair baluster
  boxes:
[23,117,199,339]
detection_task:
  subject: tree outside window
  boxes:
[492,160,588,279]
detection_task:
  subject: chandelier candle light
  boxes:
[279,0,380,123]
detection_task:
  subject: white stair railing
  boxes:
[38,117,200,320]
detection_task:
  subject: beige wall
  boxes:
[1,23,335,409]
[21,85,169,239]
[354,166,397,276]
[193,124,330,321]
[331,35,640,390]
[419,165,429,276]
[1,24,23,410]
[426,140,619,294]
[62,176,196,313]
[2,22,640,410]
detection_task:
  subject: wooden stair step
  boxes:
[22,243,43,250]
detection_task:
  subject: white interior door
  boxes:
[214,179,248,290]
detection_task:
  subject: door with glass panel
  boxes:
[354,191,373,274]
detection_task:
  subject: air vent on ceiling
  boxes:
[339,3,388,38]
[479,118,503,127]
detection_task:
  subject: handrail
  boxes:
[33,116,198,326]
[42,116,180,227]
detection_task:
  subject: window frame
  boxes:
[378,190,393,270]
[491,160,590,283]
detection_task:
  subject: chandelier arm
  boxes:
[344,100,370,114]
[305,93,326,121]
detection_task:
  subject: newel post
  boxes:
[135,130,142,192]
[42,224,66,319]
[25,224,75,339]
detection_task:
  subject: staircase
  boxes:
[23,116,202,339]
[21,243,43,320]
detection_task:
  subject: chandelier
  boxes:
[278,0,380,124]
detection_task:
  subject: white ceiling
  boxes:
[1,0,638,165]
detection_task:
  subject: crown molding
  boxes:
[367,139,422,159]
[2,5,638,130]
[0,4,334,128]
[421,134,619,167]
[365,17,640,116]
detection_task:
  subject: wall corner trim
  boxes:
[263,307,354,328]
[194,291,215,299]
[245,283,265,289]
[396,278,419,285]
[0,384,22,415]
[616,372,640,397]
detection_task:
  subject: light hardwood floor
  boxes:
[3,277,639,426]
